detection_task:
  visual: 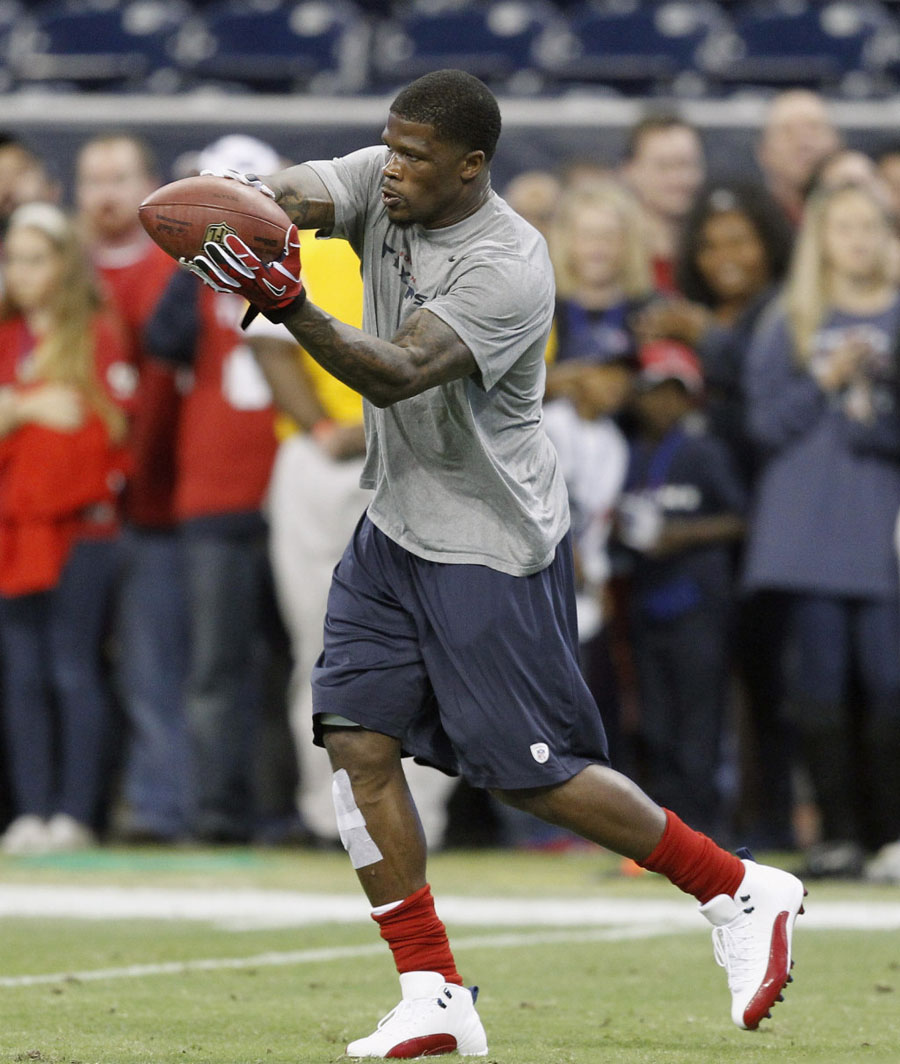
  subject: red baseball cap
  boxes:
[637,339,703,394]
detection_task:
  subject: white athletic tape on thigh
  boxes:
[332,768,384,869]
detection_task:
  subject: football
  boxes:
[138,175,292,262]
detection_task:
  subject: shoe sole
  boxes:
[741,884,807,1030]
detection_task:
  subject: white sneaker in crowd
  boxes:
[0,814,50,855]
[346,971,488,1058]
[45,813,97,852]
[700,852,806,1030]
[866,839,900,883]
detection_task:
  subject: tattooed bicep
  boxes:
[392,309,478,384]
[269,164,335,231]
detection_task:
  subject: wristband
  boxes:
[260,285,308,324]
[239,287,307,330]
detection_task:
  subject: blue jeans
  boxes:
[631,604,732,838]
[785,592,900,845]
[786,593,900,718]
[182,523,270,840]
[0,537,120,823]
[114,527,190,837]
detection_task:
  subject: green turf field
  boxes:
[0,847,898,1064]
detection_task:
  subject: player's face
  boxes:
[380,113,480,229]
[76,139,156,242]
[3,226,63,312]
[823,189,890,283]
[695,211,769,305]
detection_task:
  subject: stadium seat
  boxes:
[534,0,731,96]
[700,0,896,95]
[172,0,371,94]
[5,0,189,93]
[370,0,561,93]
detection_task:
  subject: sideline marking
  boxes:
[0,885,899,931]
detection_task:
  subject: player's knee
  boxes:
[323,730,400,869]
[490,784,554,815]
[323,726,401,792]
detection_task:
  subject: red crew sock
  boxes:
[372,884,463,986]
[637,808,746,905]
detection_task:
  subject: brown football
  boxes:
[138,175,291,262]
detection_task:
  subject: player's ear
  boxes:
[460,150,486,183]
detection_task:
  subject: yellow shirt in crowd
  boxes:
[275,231,364,439]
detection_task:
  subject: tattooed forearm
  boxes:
[281,302,477,408]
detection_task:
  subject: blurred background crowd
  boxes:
[0,0,899,887]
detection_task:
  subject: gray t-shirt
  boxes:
[306,145,568,576]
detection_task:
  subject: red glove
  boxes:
[182,225,305,325]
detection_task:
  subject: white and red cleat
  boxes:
[700,853,806,1030]
[346,971,488,1058]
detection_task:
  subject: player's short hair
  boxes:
[390,70,501,162]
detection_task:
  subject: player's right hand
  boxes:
[200,167,276,200]
[183,225,305,324]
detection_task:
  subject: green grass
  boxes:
[0,847,898,1063]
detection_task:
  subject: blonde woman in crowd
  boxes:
[542,178,659,788]
[0,203,131,854]
[545,177,657,403]
[742,182,900,877]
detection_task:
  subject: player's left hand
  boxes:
[181,225,305,324]
[200,167,277,200]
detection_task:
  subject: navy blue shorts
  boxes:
[311,515,609,790]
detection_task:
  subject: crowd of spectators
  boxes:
[0,86,898,883]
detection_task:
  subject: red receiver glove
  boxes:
[182,225,305,326]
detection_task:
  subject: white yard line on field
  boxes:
[0,925,688,988]
[0,886,898,988]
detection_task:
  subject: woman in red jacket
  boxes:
[0,202,131,855]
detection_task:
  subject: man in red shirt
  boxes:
[143,135,284,843]
[76,133,189,842]
[620,113,706,293]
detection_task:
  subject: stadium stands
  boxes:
[6,0,190,93]
[369,0,559,93]
[535,0,730,97]
[2,0,900,97]
[700,0,900,98]
[173,0,371,94]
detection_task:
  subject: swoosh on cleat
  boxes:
[743,910,790,1030]
[387,1034,458,1058]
